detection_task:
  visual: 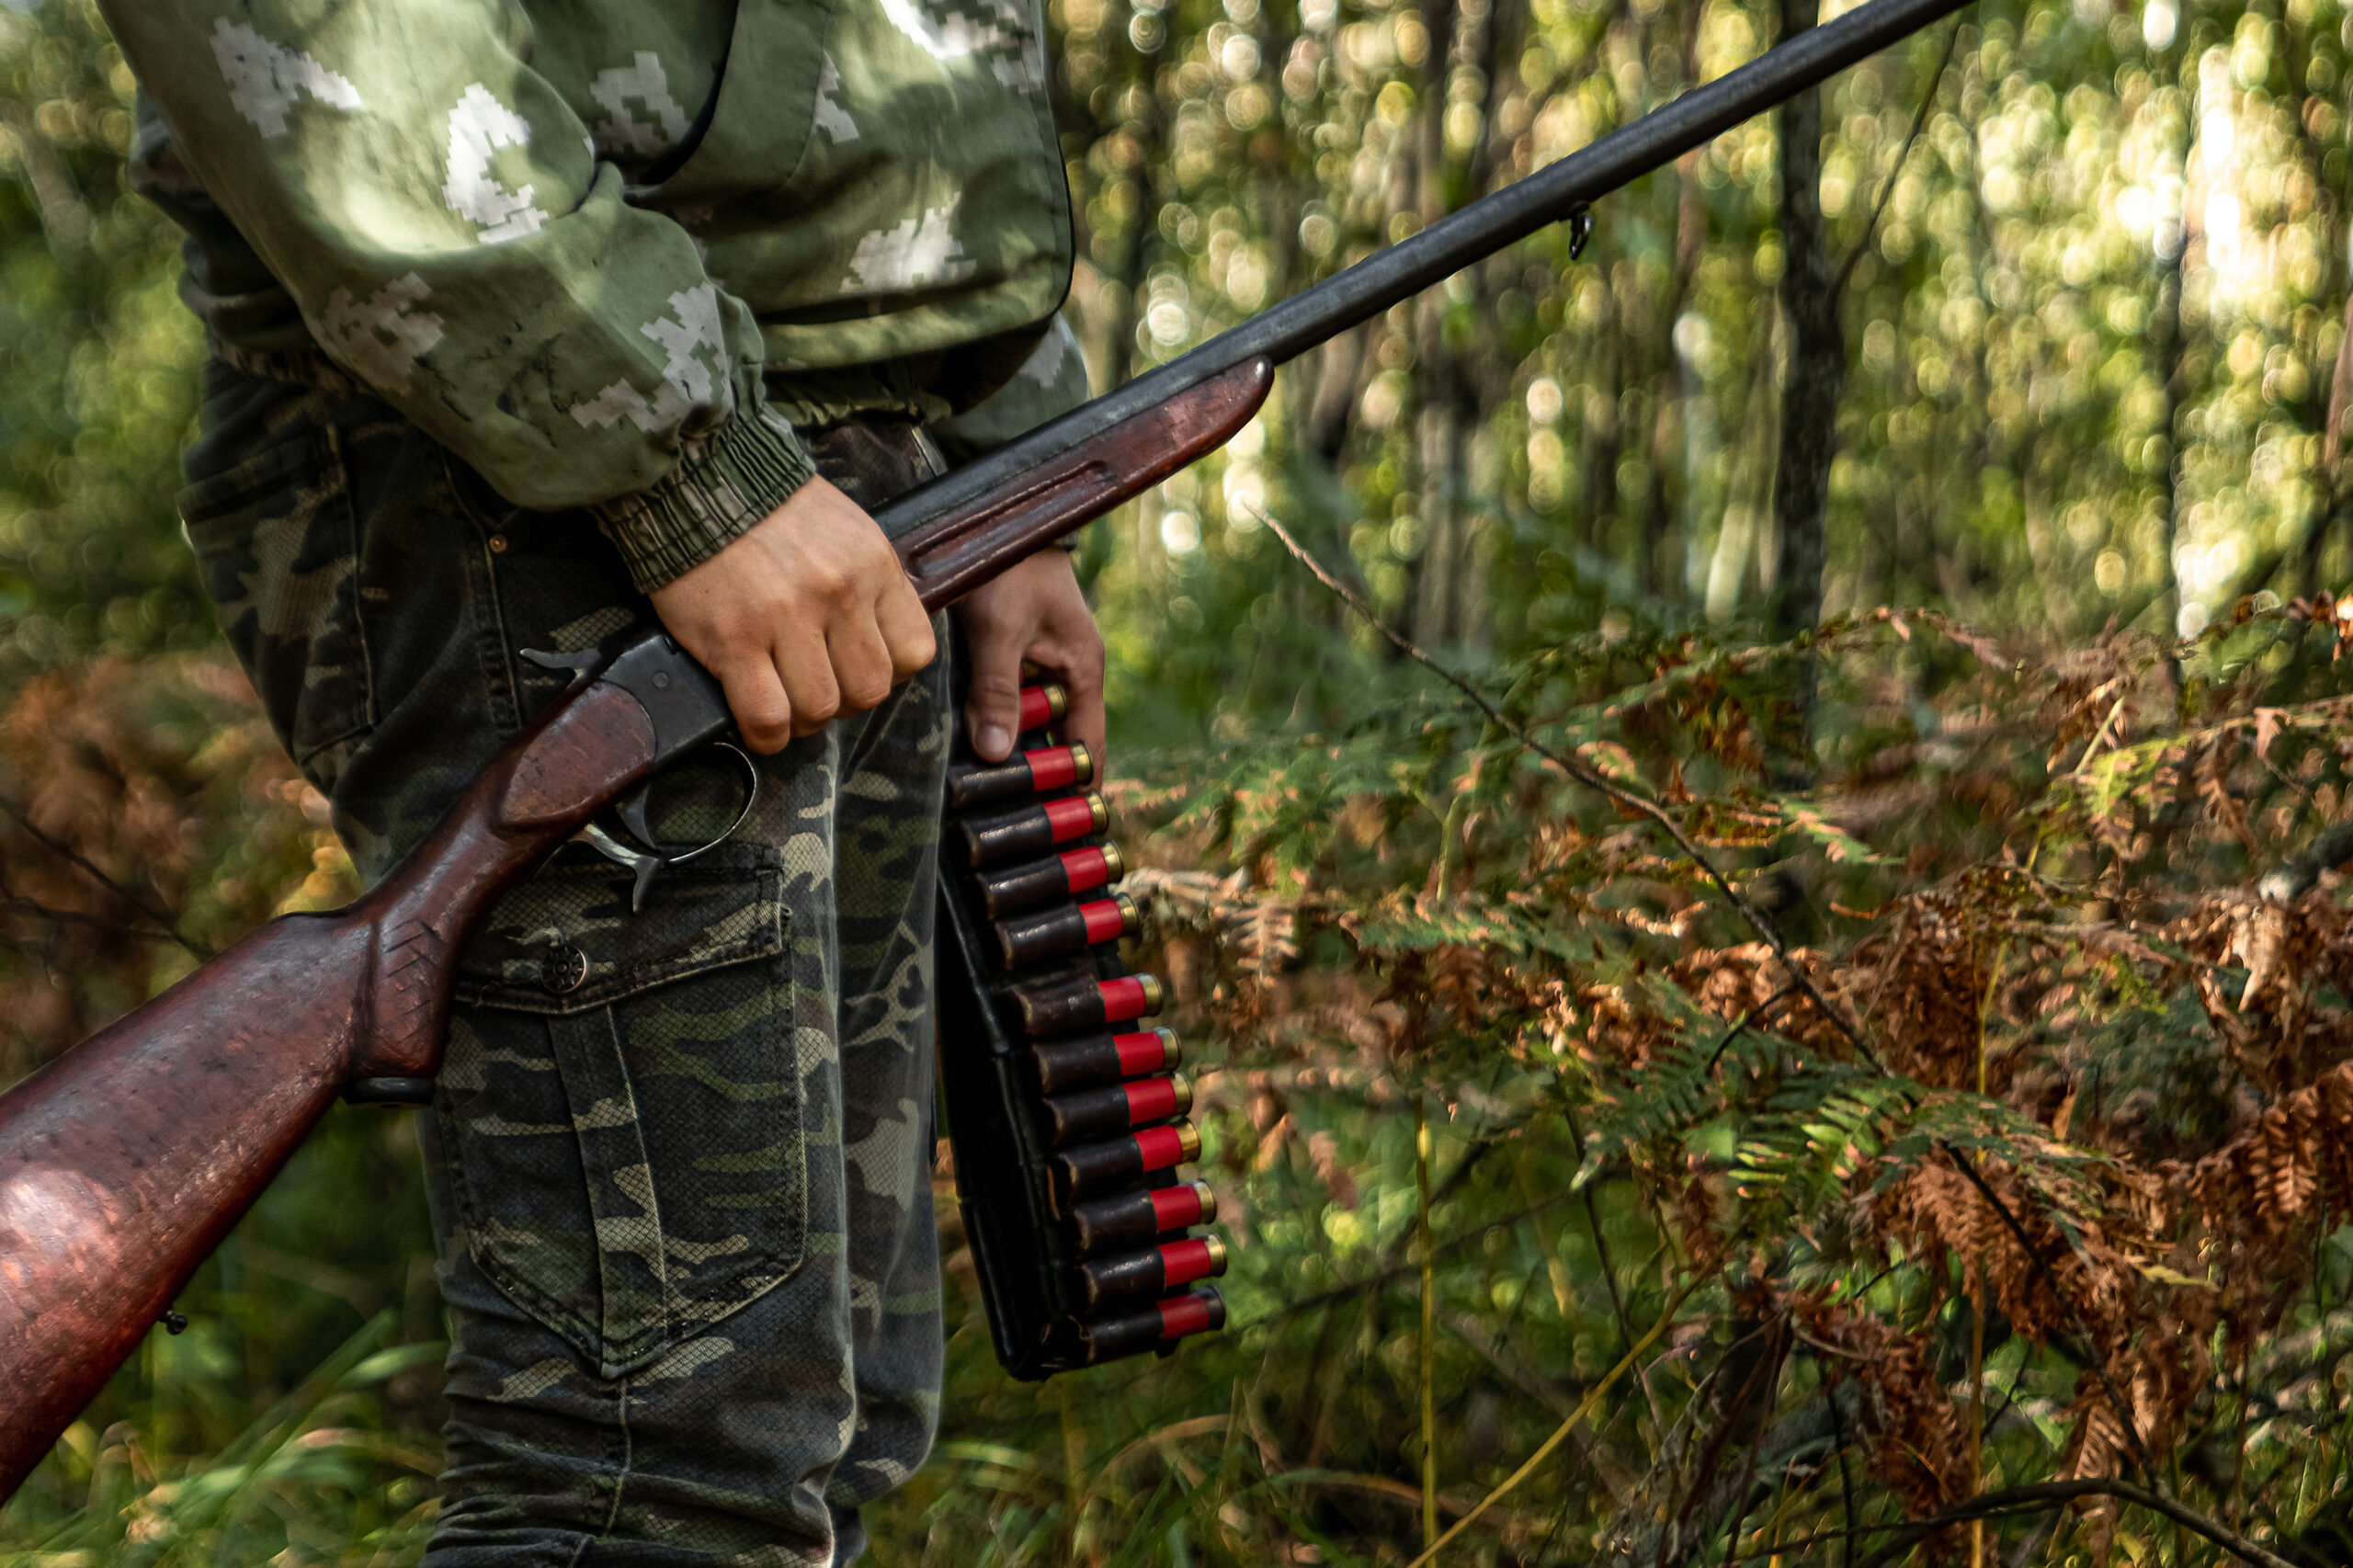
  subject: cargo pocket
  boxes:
[177,429,373,774]
[437,842,802,1377]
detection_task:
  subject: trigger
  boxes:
[616,781,658,848]
[576,821,668,914]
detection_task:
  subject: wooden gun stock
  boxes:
[0,358,1271,1499]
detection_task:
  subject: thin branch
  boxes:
[1254,505,1884,1073]
[1829,1379,1859,1568]
[1446,1308,1578,1418]
[1831,15,1964,298]
[1564,1104,1666,1434]
[0,793,210,959]
[2000,1507,2066,1568]
[1718,1479,2299,1568]
[1403,1276,1701,1568]
[0,897,195,943]
[1936,1142,2163,1488]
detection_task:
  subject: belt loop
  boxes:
[912,427,949,483]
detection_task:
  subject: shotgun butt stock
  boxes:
[0,676,665,1496]
[0,911,367,1490]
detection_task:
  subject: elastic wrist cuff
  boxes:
[592,407,816,593]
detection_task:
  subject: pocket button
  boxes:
[540,943,590,995]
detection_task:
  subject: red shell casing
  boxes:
[1158,1292,1215,1338]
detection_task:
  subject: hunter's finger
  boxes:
[962,617,1029,762]
[876,573,937,681]
[716,655,795,755]
[1058,632,1108,771]
[773,623,843,738]
[829,611,896,716]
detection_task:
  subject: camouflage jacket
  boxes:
[105,0,1086,590]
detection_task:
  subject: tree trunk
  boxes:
[1584,274,1624,559]
[1304,326,1373,467]
[1647,147,1707,600]
[1411,0,1463,649]
[1643,0,1708,601]
[1106,67,1164,391]
[2307,294,2353,597]
[1769,0,1843,769]
[2152,234,2188,641]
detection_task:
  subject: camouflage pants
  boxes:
[177,357,951,1566]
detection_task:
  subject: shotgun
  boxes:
[0,0,1968,1494]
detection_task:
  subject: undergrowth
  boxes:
[15,592,2353,1564]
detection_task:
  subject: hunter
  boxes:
[95,2,1100,1562]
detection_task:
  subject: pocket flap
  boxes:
[455,842,788,1015]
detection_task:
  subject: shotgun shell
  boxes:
[993,892,1138,969]
[1008,971,1164,1038]
[975,843,1124,920]
[1073,1287,1227,1365]
[956,792,1108,869]
[946,742,1095,812]
[1026,1027,1179,1096]
[1035,1072,1191,1147]
[1051,1119,1199,1205]
[1073,1234,1228,1312]
[1068,1179,1217,1256]
[1017,684,1069,732]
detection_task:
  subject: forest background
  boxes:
[9,0,2353,1560]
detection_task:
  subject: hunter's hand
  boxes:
[958,550,1106,767]
[648,477,936,754]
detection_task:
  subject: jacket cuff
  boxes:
[591,406,815,593]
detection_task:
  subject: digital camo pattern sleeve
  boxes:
[99,1,812,592]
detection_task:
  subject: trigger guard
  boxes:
[573,744,760,912]
[665,743,761,866]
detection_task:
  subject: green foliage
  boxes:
[7,1317,441,1568]
[0,0,208,673]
